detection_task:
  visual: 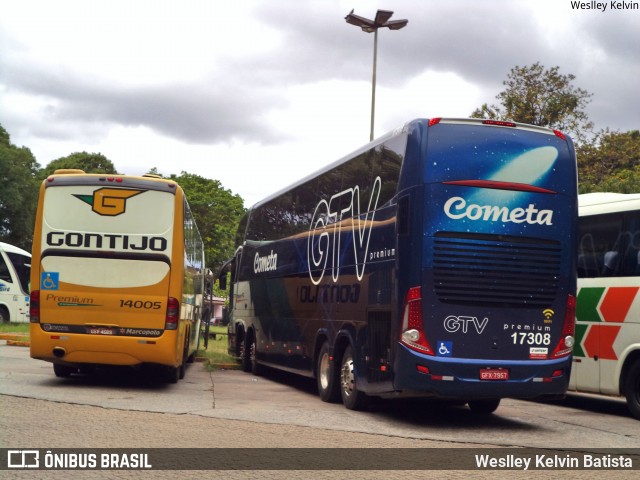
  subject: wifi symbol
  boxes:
[543,309,554,320]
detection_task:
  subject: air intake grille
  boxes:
[433,232,562,308]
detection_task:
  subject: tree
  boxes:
[578,129,640,193]
[472,62,594,144]
[0,124,40,250]
[169,172,245,272]
[40,152,119,179]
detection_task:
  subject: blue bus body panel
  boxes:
[228,118,578,402]
[391,121,577,397]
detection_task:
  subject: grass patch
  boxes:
[197,325,239,370]
[0,323,30,334]
[0,322,240,366]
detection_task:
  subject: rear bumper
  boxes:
[29,324,182,367]
[393,343,571,400]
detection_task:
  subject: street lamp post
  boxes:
[345,9,408,141]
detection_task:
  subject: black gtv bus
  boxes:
[221,118,578,413]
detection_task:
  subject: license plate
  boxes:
[479,368,509,380]
[88,328,114,336]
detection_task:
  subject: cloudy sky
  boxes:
[1,0,639,207]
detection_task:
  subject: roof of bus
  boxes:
[0,242,31,257]
[249,117,564,210]
[43,172,182,193]
[579,192,640,216]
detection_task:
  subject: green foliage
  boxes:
[0,322,30,334]
[39,152,119,179]
[472,62,593,144]
[0,125,40,250]
[169,171,246,272]
[198,326,238,368]
[578,130,640,193]
[472,63,640,194]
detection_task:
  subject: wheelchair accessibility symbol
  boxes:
[41,272,59,290]
[437,341,453,357]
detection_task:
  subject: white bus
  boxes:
[572,192,640,419]
[0,242,31,323]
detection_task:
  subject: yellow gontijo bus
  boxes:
[30,170,205,382]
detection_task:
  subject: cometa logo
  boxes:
[74,188,144,216]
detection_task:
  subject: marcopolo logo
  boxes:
[74,188,144,216]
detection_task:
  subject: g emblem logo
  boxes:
[74,188,143,216]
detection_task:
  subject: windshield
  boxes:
[41,186,175,288]
[6,252,30,294]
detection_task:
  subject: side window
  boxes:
[0,253,12,283]
[7,252,30,293]
[622,211,640,276]
[577,213,623,278]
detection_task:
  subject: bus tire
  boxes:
[165,365,180,384]
[468,398,501,415]
[179,337,188,380]
[317,341,340,403]
[241,335,251,373]
[53,363,75,378]
[624,360,640,420]
[0,306,8,323]
[339,345,368,410]
[249,335,262,376]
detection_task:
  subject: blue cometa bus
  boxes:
[221,118,578,413]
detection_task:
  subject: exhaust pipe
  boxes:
[52,347,66,358]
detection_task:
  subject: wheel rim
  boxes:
[340,353,355,398]
[319,352,330,390]
[250,339,256,366]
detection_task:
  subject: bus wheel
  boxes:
[624,361,640,420]
[165,365,180,384]
[0,306,8,323]
[53,363,75,378]
[339,345,368,410]
[249,336,262,376]
[179,338,188,380]
[468,398,500,415]
[317,341,340,403]
[239,333,252,373]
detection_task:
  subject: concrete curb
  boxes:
[0,333,30,346]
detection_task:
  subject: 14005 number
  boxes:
[510,332,551,345]
[119,300,162,309]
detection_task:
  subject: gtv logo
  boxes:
[307,177,381,285]
[444,315,489,334]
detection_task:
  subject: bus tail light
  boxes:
[400,287,434,355]
[165,297,179,330]
[30,290,40,323]
[482,120,517,127]
[553,130,566,141]
[551,295,576,358]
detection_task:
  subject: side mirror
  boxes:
[219,274,227,291]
